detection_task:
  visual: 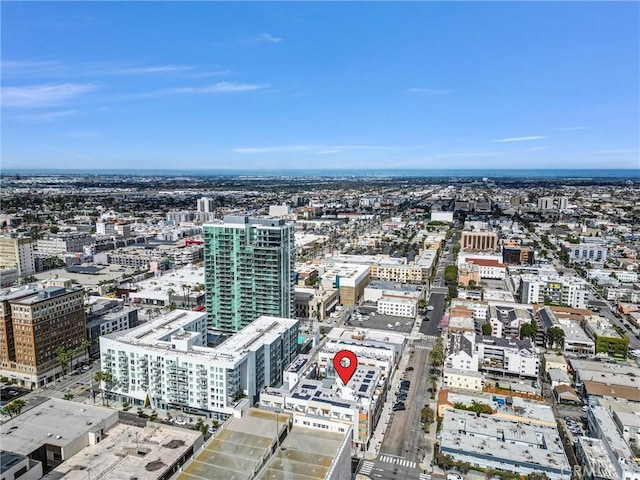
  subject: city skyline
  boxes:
[2,2,639,170]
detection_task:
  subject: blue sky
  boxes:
[2,1,639,170]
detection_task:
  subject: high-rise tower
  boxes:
[203,216,295,331]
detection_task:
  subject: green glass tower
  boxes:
[203,216,296,332]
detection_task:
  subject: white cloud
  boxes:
[233,144,409,154]
[104,64,194,75]
[259,33,283,43]
[427,151,504,159]
[491,136,545,143]
[2,83,97,108]
[554,126,590,131]
[169,82,267,94]
[14,109,78,123]
[233,145,314,154]
[408,88,455,95]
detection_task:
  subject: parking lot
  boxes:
[0,386,30,406]
[347,305,415,334]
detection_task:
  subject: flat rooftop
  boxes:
[442,390,556,425]
[1,398,117,455]
[135,266,205,290]
[440,409,570,473]
[576,437,617,480]
[42,423,201,480]
[33,265,139,288]
[178,409,291,480]
[105,312,298,364]
[570,358,640,376]
[257,426,348,480]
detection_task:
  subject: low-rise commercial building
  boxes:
[582,406,640,480]
[439,409,571,479]
[1,398,119,475]
[582,315,629,358]
[377,293,417,318]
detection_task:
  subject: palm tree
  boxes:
[428,374,439,394]
[94,371,114,406]
[80,338,92,360]
[55,346,73,378]
[5,399,25,417]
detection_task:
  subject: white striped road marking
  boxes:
[359,461,375,475]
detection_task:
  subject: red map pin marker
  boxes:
[333,350,358,385]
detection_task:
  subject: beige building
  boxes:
[295,285,339,321]
[443,368,484,392]
[460,231,499,252]
[0,236,35,276]
[319,263,370,306]
[0,279,86,387]
[543,353,568,374]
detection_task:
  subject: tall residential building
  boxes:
[203,216,295,331]
[0,278,86,387]
[100,311,299,416]
[0,236,35,276]
[197,196,215,213]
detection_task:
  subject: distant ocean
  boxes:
[2,168,638,179]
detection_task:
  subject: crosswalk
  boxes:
[419,473,431,480]
[359,460,375,475]
[379,455,417,468]
[414,343,434,349]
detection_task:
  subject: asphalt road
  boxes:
[420,293,446,336]
[380,346,429,459]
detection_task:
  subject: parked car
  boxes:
[392,403,406,411]
[406,366,414,371]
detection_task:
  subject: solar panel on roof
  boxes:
[359,384,368,392]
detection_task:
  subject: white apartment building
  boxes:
[446,333,540,378]
[99,312,299,417]
[564,243,608,263]
[269,204,292,217]
[377,294,417,318]
[588,269,638,284]
[520,274,589,309]
[442,367,483,392]
[196,196,215,213]
[36,232,94,255]
[260,366,385,452]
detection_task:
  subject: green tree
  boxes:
[428,374,439,395]
[528,473,550,480]
[481,322,492,336]
[94,371,114,406]
[55,346,74,378]
[421,405,435,424]
[520,322,536,340]
[63,393,74,400]
[4,399,25,417]
[80,338,92,359]
[429,347,444,372]
[444,265,459,284]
